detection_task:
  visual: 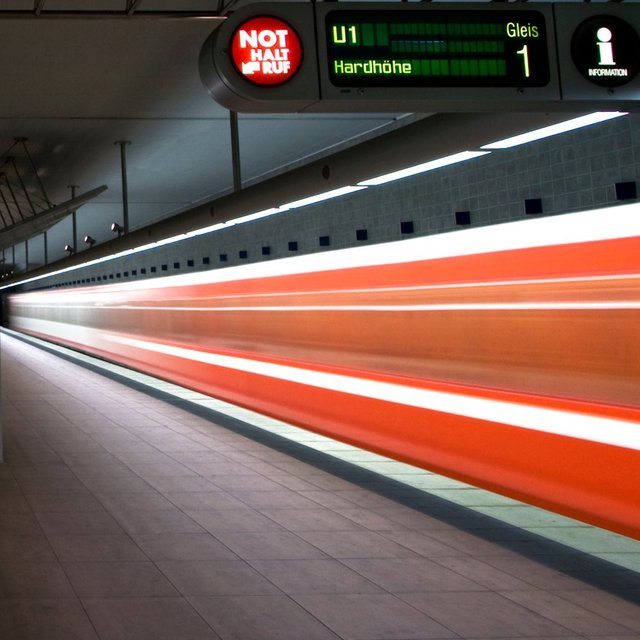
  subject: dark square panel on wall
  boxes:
[455,211,471,225]
[356,229,368,241]
[615,181,637,200]
[524,198,543,215]
[400,221,414,234]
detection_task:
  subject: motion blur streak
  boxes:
[7,204,640,539]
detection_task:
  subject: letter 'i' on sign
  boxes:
[230,16,303,86]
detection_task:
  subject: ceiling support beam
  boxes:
[115,141,131,234]
[0,187,12,227]
[9,157,37,216]
[229,111,242,192]
[0,11,224,20]
[127,0,144,16]
[1,170,25,222]
[34,0,47,16]
[18,138,52,209]
[68,185,78,252]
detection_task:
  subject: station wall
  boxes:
[21,113,640,290]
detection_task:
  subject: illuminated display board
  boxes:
[199,2,640,112]
[325,10,550,87]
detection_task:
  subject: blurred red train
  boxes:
[7,203,640,538]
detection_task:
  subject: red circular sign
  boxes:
[230,16,302,86]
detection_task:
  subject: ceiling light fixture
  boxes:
[84,235,96,248]
[64,244,75,254]
[111,222,124,236]
[481,112,627,150]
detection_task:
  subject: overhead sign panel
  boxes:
[570,15,640,87]
[325,10,550,88]
[200,2,640,112]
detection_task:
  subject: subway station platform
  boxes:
[1,329,640,640]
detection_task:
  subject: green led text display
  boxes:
[326,10,550,87]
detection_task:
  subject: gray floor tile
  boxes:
[230,490,323,510]
[400,591,576,638]
[546,589,640,633]
[143,475,221,493]
[25,491,106,512]
[293,593,456,639]
[10,464,75,479]
[381,530,466,557]
[35,509,124,535]
[500,589,638,635]
[82,597,220,640]
[157,559,281,596]
[133,532,238,561]
[165,491,247,511]
[47,533,148,562]
[250,559,384,595]
[126,461,197,478]
[480,555,603,590]
[209,473,294,492]
[188,508,287,533]
[433,555,538,590]
[342,557,482,592]
[95,491,177,512]
[80,474,157,494]
[110,507,205,535]
[0,598,100,640]
[0,535,57,562]
[0,562,75,598]
[63,561,180,597]
[259,508,365,532]
[16,476,91,495]
[213,530,329,560]
[190,595,342,640]
[298,530,419,559]
[335,508,413,531]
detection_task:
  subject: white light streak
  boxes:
[109,335,640,453]
[22,302,640,313]
[481,112,627,150]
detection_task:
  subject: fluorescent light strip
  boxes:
[278,185,367,210]
[481,112,627,150]
[109,335,640,452]
[358,150,490,186]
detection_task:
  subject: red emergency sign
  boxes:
[230,17,303,86]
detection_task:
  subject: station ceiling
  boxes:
[0,0,417,270]
[0,0,632,272]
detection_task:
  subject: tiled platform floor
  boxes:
[1,330,640,640]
